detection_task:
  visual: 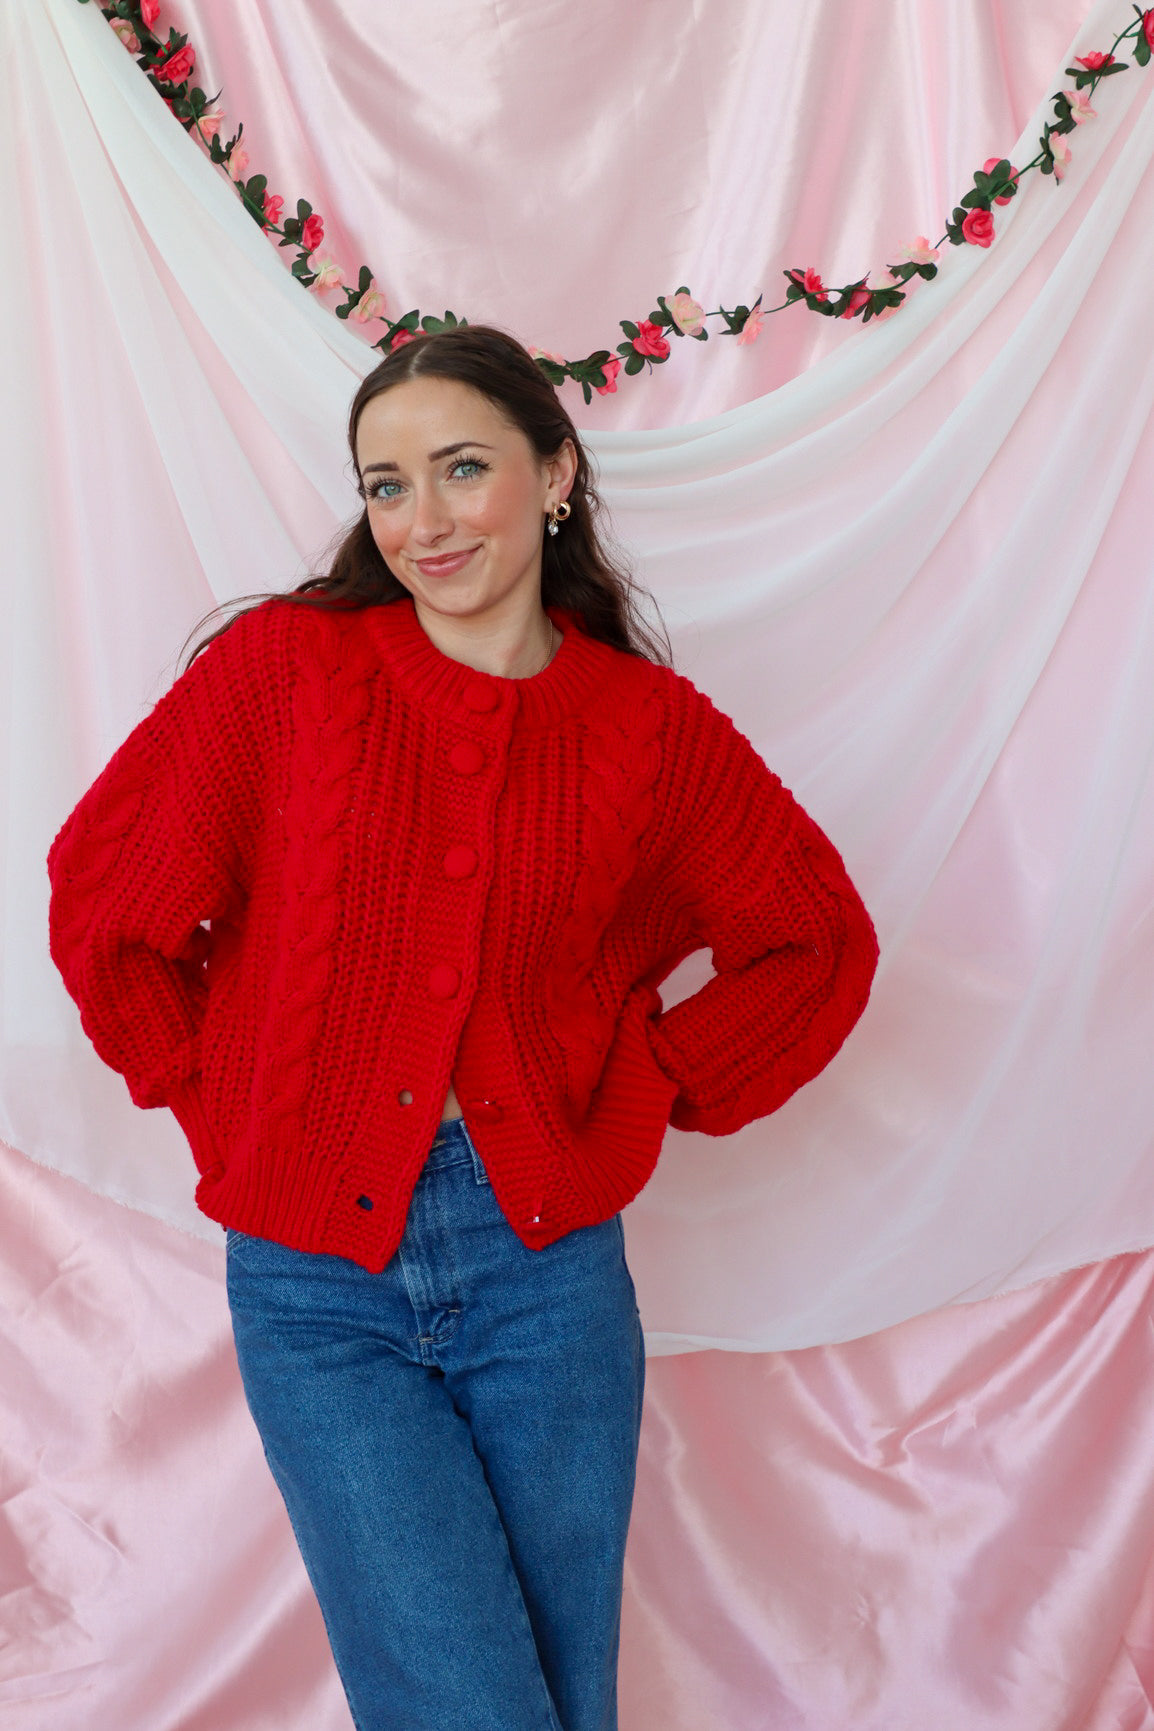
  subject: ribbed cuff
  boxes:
[166,1076,222,1177]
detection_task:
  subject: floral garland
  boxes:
[82,0,1153,401]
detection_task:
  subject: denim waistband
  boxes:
[423,1115,488,1183]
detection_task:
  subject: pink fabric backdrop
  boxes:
[7,0,1154,1724]
[7,1135,1154,1729]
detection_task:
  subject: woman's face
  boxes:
[354,376,575,628]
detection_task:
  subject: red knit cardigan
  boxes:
[47,595,878,1272]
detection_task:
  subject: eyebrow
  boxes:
[361,441,495,476]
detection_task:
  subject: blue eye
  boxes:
[366,477,404,501]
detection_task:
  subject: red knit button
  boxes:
[467,1100,503,1124]
[448,741,485,775]
[428,964,460,999]
[443,845,478,879]
[463,679,498,713]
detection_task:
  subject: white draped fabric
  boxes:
[6,0,1153,1350]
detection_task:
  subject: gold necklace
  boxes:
[535,620,559,675]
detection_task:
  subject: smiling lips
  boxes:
[413,546,479,577]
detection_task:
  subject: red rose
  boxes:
[1145,11,1154,49]
[840,287,871,320]
[802,266,828,301]
[300,213,324,252]
[982,158,1020,205]
[632,320,670,360]
[263,191,284,228]
[961,208,996,248]
[155,43,195,84]
[1075,51,1115,69]
[595,357,621,395]
[140,0,159,25]
[390,328,418,350]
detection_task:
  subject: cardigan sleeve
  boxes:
[643,688,879,1136]
[46,604,284,1112]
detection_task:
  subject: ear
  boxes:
[545,438,578,509]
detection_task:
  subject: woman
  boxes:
[47,326,878,1731]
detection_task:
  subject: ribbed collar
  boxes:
[362,595,614,731]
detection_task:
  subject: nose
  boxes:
[408,482,454,547]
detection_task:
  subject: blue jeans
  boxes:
[225,1116,645,1731]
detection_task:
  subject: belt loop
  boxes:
[458,1118,490,1187]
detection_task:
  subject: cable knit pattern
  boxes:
[47,595,879,1272]
[257,624,375,1155]
[548,694,664,1100]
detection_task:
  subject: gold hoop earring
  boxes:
[546,499,572,537]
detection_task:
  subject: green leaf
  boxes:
[675,284,689,295]
[620,320,640,340]
[623,353,645,376]
[917,261,938,280]
[244,174,267,200]
[1137,34,1151,66]
[358,265,372,292]
[586,349,611,366]
[960,188,990,210]
[616,341,634,356]
[296,199,312,223]
[692,328,709,341]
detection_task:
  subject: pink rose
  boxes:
[529,346,566,365]
[110,18,140,50]
[1075,51,1114,69]
[793,266,828,301]
[350,285,387,324]
[140,0,159,25]
[961,208,995,247]
[901,236,939,265]
[594,357,621,394]
[1144,11,1154,50]
[155,43,194,84]
[1050,134,1073,181]
[840,287,871,320]
[300,213,324,253]
[262,191,284,227]
[865,269,903,323]
[227,144,250,182]
[196,110,223,142]
[736,305,764,346]
[308,253,344,292]
[982,158,1020,204]
[390,328,418,350]
[632,320,670,360]
[1064,89,1097,123]
[668,292,705,336]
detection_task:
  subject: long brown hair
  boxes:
[185,325,670,668]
